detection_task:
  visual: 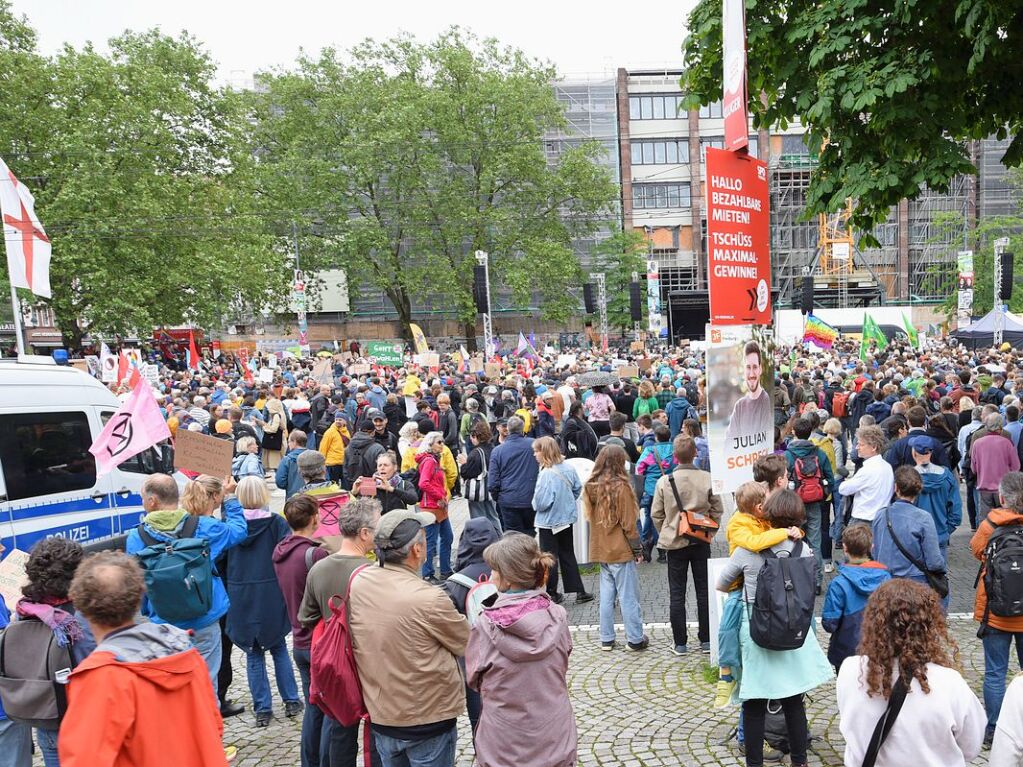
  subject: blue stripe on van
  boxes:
[8,495,113,522]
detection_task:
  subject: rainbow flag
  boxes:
[803,313,838,349]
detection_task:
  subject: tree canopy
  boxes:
[681,0,1023,235]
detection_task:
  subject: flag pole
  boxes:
[9,283,25,356]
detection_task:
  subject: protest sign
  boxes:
[629,341,644,352]
[311,359,333,384]
[366,341,403,366]
[0,549,29,611]
[616,366,639,379]
[348,363,370,375]
[258,367,274,384]
[638,358,653,371]
[422,353,440,369]
[484,363,502,379]
[173,428,234,479]
[469,355,485,373]
[555,354,577,369]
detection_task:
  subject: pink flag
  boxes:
[89,378,171,476]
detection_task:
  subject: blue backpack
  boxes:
[135,516,214,624]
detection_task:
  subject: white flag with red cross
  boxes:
[0,156,51,298]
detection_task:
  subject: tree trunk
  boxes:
[385,286,416,348]
[57,315,85,355]
[464,319,479,354]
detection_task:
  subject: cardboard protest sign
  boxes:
[469,355,485,373]
[484,363,502,379]
[638,358,653,371]
[349,363,370,375]
[629,341,644,352]
[173,429,235,479]
[421,353,440,369]
[616,366,639,379]
[0,549,29,611]
[311,359,333,384]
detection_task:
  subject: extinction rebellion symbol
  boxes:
[106,413,134,458]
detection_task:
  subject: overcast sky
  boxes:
[12,0,700,82]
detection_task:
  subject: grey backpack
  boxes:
[0,615,78,727]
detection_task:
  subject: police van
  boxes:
[0,356,174,552]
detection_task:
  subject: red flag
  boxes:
[188,330,200,371]
[117,351,128,384]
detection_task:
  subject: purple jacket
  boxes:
[271,534,328,650]
[466,590,576,767]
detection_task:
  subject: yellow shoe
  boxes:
[714,678,736,709]
[225,746,238,763]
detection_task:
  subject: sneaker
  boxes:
[671,644,688,656]
[225,746,238,763]
[824,561,835,574]
[656,550,667,563]
[423,575,439,585]
[601,640,618,652]
[575,591,594,604]
[735,742,785,763]
[255,711,272,728]
[699,641,711,653]
[713,678,736,708]
[550,592,565,604]
[627,636,650,652]
[284,700,303,718]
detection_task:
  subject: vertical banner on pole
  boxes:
[721,0,749,152]
[705,147,771,326]
[957,250,974,327]
[646,259,663,337]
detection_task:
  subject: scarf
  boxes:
[17,598,85,647]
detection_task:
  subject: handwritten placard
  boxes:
[638,358,653,371]
[0,549,30,611]
[421,353,440,369]
[348,363,370,375]
[630,341,645,352]
[258,367,274,384]
[173,429,235,479]
[484,363,503,379]
[616,366,639,379]
[469,355,485,373]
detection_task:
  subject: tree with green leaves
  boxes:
[0,3,283,350]
[681,0,1023,236]
[590,229,648,333]
[250,28,619,349]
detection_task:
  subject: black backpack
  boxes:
[315,404,338,436]
[749,540,817,651]
[979,523,1023,626]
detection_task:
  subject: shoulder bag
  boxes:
[464,448,488,503]
[885,511,949,598]
[667,473,718,544]
[861,677,908,767]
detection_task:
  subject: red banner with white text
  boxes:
[722,0,749,152]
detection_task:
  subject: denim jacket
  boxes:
[532,463,582,528]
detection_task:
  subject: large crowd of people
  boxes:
[7,333,1023,766]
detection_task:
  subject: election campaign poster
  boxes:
[367,341,403,367]
[721,0,749,152]
[706,324,774,494]
[958,250,974,327]
[705,147,771,326]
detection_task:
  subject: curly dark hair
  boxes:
[22,537,85,603]
[858,579,959,698]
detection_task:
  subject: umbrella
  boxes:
[316,350,333,358]
[576,371,619,387]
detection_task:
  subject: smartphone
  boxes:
[358,476,377,496]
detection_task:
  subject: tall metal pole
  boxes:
[9,284,25,356]
[475,250,494,357]
[995,237,1009,347]
[590,272,608,353]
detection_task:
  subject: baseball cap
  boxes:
[365,408,386,421]
[297,450,327,472]
[908,435,933,454]
[375,509,436,552]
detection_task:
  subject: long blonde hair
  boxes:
[181,475,223,517]
[584,445,631,529]
[532,436,563,468]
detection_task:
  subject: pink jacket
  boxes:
[466,590,576,767]
[415,452,448,521]
[972,433,1021,491]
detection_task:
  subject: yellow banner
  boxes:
[409,323,429,355]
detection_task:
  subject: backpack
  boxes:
[468,411,485,432]
[134,516,214,624]
[749,540,817,651]
[793,453,825,503]
[315,404,338,436]
[831,391,850,418]
[0,611,79,727]
[310,564,370,729]
[979,523,1023,623]
[446,572,499,626]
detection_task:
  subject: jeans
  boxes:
[538,525,585,597]
[327,464,344,483]
[0,718,31,767]
[666,544,710,647]
[639,493,659,549]
[742,695,808,767]
[802,501,823,586]
[245,641,300,714]
[422,519,453,579]
[828,487,843,560]
[498,504,536,538]
[939,541,950,611]
[293,647,322,767]
[982,627,1023,729]
[322,717,381,767]
[191,620,223,700]
[598,562,644,644]
[373,724,456,767]
[35,728,59,767]
[467,499,502,532]
[979,490,1001,524]
[457,657,481,733]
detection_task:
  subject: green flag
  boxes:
[901,312,920,349]
[862,313,888,354]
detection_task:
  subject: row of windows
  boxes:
[628,95,728,122]
[630,139,689,165]
[632,183,692,210]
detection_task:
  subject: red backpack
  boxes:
[310,564,371,749]
[831,391,850,418]
[793,454,825,503]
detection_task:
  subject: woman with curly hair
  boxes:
[837,579,984,766]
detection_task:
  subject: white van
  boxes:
[0,356,174,552]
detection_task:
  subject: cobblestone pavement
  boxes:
[210,492,996,765]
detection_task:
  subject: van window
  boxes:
[0,412,97,501]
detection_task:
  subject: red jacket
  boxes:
[59,646,226,767]
[416,451,448,521]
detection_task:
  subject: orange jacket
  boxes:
[971,508,1023,631]
[58,647,226,767]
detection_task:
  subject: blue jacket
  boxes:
[488,434,538,507]
[914,464,962,545]
[694,435,710,471]
[665,396,695,439]
[275,447,308,498]
[125,498,249,630]
[885,430,950,471]
[636,442,676,496]
[223,514,292,651]
[821,561,891,669]
[367,385,387,411]
[532,463,581,528]
[871,500,945,580]
[865,400,891,423]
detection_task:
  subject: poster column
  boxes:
[705,147,771,326]
[721,0,749,152]
[957,250,974,327]
[646,258,664,338]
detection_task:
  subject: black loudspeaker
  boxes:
[472,265,489,314]
[583,283,596,314]
[800,277,814,314]
[1002,252,1015,301]
[629,281,643,321]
